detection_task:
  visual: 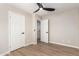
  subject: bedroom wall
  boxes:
[42,9,79,48]
[0,4,9,55]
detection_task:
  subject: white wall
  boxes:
[0,4,33,55]
[0,4,9,55]
[42,9,79,48]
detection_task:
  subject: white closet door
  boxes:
[9,11,25,51]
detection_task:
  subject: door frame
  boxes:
[8,11,26,51]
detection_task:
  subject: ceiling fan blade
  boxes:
[43,8,55,11]
[33,8,40,13]
[37,3,43,8]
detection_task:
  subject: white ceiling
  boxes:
[9,3,79,16]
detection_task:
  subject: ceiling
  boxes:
[9,3,79,16]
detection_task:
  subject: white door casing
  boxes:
[9,11,25,51]
[41,20,48,43]
[32,14,37,44]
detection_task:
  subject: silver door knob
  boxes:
[21,32,24,34]
[46,32,48,33]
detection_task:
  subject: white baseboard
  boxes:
[25,42,33,46]
[49,41,79,49]
[0,51,10,56]
[32,41,37,45]
[25,41,37,46]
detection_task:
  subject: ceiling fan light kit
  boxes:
[40,8,43,10]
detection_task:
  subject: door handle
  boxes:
[21,32,24,34]
[46,32,48,33]
[34,29,36,32]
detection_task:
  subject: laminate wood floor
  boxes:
[7,42,79,56]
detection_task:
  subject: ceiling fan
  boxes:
[34,3,55,13]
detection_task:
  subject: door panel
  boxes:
[9,11,25,51]
[41,20,48,43]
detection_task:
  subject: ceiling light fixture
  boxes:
[40,8,43,10]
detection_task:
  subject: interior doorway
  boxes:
[37,19,49,44]
[37,20,41,43]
